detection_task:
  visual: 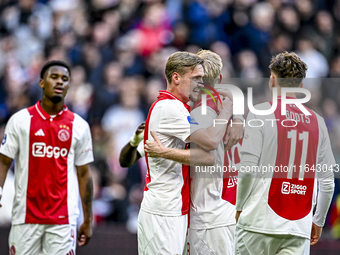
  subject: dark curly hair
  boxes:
[269,51,307,87]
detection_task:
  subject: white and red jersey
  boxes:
[141,91,191,216]
[189,97,240,229]
[0,101,94,225]
[237,97,335,238]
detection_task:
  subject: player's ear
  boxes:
[39,78,44,89]
[299,82,303,88]
[172,72,180,86]
[269,74,276,88]
[219,73,222,84]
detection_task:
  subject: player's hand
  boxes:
[78,221,92,246]
[217,88,233,101]
[310,222,322,245]
[217,97,233,116]
[224,119,244,151]
[145,131,165,157]
[235,211,242,223]
[135,122,145,136]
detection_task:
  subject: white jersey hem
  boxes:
[237,223,310,239]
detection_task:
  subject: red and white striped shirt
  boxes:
[141,91,190,216]
[0,101,93,225]
[237,98,335,238]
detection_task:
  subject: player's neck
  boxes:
[275,87,297,98]
[167,88,189,103]
[40,99,64,115]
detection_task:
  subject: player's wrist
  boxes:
[129,130,144,147]
[0,186,3,197]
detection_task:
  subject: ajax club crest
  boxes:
[58,125,70,142]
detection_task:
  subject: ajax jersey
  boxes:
[0,101,94,225]
[189,97,240,229]
[141,91,191,216]
[238,97,335,238]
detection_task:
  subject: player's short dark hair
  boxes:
[40,60,71,79]
[269,51,308,87]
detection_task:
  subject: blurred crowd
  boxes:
[0,0,340,237]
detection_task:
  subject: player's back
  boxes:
[239,97,335,238]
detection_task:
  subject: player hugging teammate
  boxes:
[125,51,335,255]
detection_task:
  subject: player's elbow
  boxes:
[200,139,219,152]
[119,159,129,168]
[119,155,132,168]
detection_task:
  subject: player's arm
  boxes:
[0,154,13,207]
[235,111,263,222]
[235,152,259,222]
[216,88,244,151]
[224,117,244,151]
[76,164,93,246]
[145,131,215,166]
[311,120,335,245]
[310,176,334,246]
[119,122,145,167]
[190,97,233,151]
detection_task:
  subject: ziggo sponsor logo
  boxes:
[281,181,307,195]
[32,142,68,158]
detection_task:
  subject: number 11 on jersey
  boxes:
[287,130,309,180]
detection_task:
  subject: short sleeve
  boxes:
[157,102,191,143]
[190,107,217,135]
[0,115,19,159]
[316,118,336,179]
[74,121,94,166]
[239,111,263,158]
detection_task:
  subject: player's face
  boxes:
[179,64,204,103]
[40,66,70,104]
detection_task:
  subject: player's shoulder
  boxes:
[311,110,328,130]
[255,101,272,110]
[246,102,272,118]
[72,113,90,128]
[155,99,189,117]
[7,108,31,125]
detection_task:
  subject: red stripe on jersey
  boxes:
[143,89,191,216]
[196,96,239,205]
[222,140,242,205]
[194,96,219,114]
[25,102,74,224]
[268,98,318,220]
[181,144,190,215]
[143,98,157,191]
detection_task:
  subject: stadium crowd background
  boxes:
[0,0,340,241]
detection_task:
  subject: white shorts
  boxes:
[137,210,188,255]
[235,227,310,255]
[9,224,77,255]
[187,225,235,255]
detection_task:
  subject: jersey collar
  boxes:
[35,100,68,120]
[157,90,191,112]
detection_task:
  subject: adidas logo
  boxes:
[35,129,45,136]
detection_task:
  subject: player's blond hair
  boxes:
[196,49,223,86]
[269,51,308,87]
[165,51,204,84]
